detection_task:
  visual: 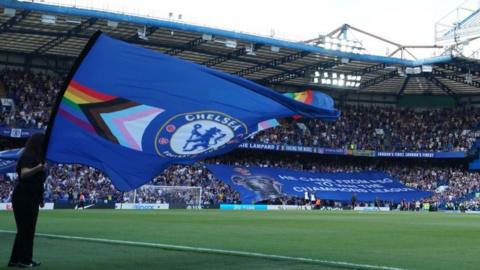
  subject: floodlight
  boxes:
[107,20,118,28]
[137,26,149,41]
[333,79,338,85]
[338,80,345,86]
[225,40,237,48]
[202,34,213,41]
[332,73,337,79]
[271,46,280,53]
[246,43,256,55]
[323,72,328,78]
[340,74,345,79]
[314,71,320,77]
[422,65,432,73]
[3,8,16,17]
[465,73,473,83]
[41,14,56,24]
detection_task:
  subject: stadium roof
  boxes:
[2,0,480,97]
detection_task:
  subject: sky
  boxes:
[34,0,477,58]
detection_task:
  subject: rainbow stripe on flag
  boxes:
[255,90,334,133]
[58,80,164,151]
[283,90,314,105]
[284,90,334,109]
[59,80,116,133]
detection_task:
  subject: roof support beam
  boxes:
[0,49,75,61]
[359,70,398,89]
[440,62,480,76]
[3,28,90,38]
[432,68,480,88]
[0,10,30,33]
[164,37,207,56]
[260,60,338,84]
[397,76,410,96]
[352,63,387,75]
[234,51,309,77]
[3,29,305,75]
[127,26,157,41]
[425,75,457,97]
[0,59,67,73]
[202,43,264,67]
[130,39,289,72]
[32,17,98,55]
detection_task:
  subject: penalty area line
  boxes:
[0,229,409,270]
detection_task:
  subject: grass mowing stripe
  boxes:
[0,230,409,270]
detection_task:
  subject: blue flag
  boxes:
[0,148,23,160]
[207,164,432,203]
[0,160,16,174]
[0,148,21,174]
[45,32,339,191]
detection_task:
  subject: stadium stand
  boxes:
[0,68,478,152]
[252,106,478,152]
[0,1,479,212]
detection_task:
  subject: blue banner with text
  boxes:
[238,142,466,159]
[207,164,432,203]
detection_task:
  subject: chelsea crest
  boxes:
[155,111,248,158]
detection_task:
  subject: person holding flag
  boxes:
[8,133,45,268]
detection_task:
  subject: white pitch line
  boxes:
[0,230,409,270]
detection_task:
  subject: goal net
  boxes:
[124,185,202,209]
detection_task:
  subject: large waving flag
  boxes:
[45,32,339,191]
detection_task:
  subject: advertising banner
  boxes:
[238,142,466,159]
[0,203,54,211]
[0,128,44,138]
[114,203,169,210]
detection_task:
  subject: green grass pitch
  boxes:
[0,210,479,270]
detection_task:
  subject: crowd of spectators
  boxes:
[252,105,479,152]
[0,163,239,206]
[1,68,479,152]
[44,164,122,204]
[0,155,479,210]
[0,68,61,129]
